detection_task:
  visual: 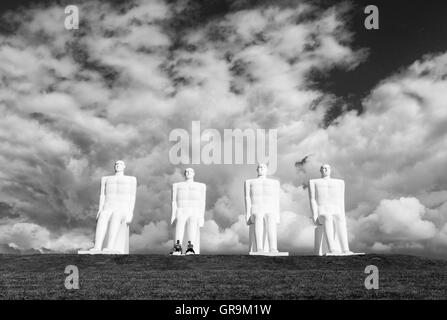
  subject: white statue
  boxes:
[308,164,359,256]
[171,168,206,255]
[244,163,288,256]
[79,160,137,255]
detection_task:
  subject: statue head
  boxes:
[320,164,331,178]
[114,160,126,173]
[184,168,195,180]
[257,163,268,177]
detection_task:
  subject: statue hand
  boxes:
[126,212,133,224]
[312,215,320,226]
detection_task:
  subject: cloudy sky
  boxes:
[1,0,447,258]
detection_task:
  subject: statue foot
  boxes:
[102,248,122,254]
[78,248,113,255]
[325,251,342,256]
[270,249,279,254]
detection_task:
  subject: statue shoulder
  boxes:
[333,178,345,185]
[119,175,136,184]
[267,178,280,185]
[245,179,255,185]
[190,181,206,189]
[197,182,206,193]
[101,175,113,182]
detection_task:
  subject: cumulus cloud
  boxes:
[130,220,172,253]
[294,52,447,256]
[0,0,446,258]
[354,198,437,248]
[0,222,92,252]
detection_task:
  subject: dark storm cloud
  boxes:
[0,202,20,219]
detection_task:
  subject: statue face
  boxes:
[114,160,126,173]
[257,163,268,176]
[320,164,331,178]
[184,168,195,179]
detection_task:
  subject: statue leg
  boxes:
[334,215,350,252]
[175,213,187,245]
[186,216,198,247]
[104,211,125,251]
[320,215,340,253]
[93,210,111,250]
[254,212,265,252]
[114,220,129,254]
[314,224,325,256]
[195,225,201,254]
[248,224,256,252]
[266,213,278,252]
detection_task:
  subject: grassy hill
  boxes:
[0,254,446,299]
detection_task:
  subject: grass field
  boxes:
[0,254,446,299]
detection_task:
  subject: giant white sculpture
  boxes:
[308,164,361,256]
[244,163,288,256]
[79,160,137,255]
[171,168,206,254]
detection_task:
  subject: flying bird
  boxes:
[295,154,313,190]
[295,154,312,169]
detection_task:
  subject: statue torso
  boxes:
[247,178,278,212]
[311,178,344,214]
[103,175,136,209]
[175,181,205,209]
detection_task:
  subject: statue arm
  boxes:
[96,177,106,220]
[244,181,252,225]
[199,184,206,227]
[308,180,319,225]
[126,177,137,224]
[340,180,345,215]
[275,180,280,224]
[171,184,177,225]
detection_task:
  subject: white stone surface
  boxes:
[324,252,365,256]
[245,163,288,255]
[78,249,122,255]
[249,251,289,256]
[171,168,206,254]
[314,223,341,256]
[79,160,136,255]
[309,164,359,256]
